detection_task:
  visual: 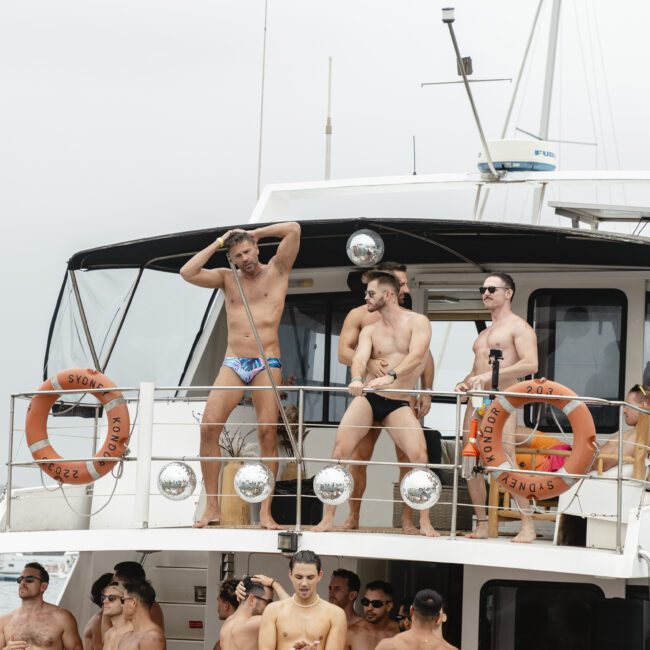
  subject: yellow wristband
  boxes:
[216,237,224,248]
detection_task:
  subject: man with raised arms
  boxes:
[221,576,288,650]
[328,569,362,627]
[375,590,457,650]
[258,550,347,650]
[338,262,434,532]
[455,272,538,543]
[346,581,399,650]
[117,581,164,650]
[0,562,83,650]
[313,271,437,536]
[101,584,133,650]
[181,221,301,529]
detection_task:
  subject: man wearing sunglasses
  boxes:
[0,562,83,650]
[338,262,435,532]
[220,576,281,650]
[346,581,399,650]
[313,271,436,536]
[118,581,164,650]
[455,273,539,543]
[101,584,132,650]
[82,572,112,650]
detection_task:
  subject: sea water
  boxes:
[0,577,68,613]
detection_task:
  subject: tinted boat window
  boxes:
[527,289,627,433]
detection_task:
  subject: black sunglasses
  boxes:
[254,595,273,605]
[479,286,508,295]
[16,576,44,584]
[361,597,391,608]
[101,594,124,603]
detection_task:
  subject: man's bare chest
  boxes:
[371,324,410,357]
[225,275,285,307]
[277,611,329,642]
[8,614,60,647]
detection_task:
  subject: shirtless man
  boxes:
[117,581,164,650]
[600,383,650,471]
[375,590,457,650]
[258,550,347,650]
[181,222,301,529]
[214,578,240,650]
[338,262,434,532]
[82,573,112,650]
[101,584,133,650]
[328,569,362,626]
[346,581,399,650]
[220,577,281,650]
[110,563,164,632]
[455,273,538,543]
[0,562,83,650]
[313,271,437,536]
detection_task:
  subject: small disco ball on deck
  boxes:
[400,468,441,510]
[346,229,385,267]
[234,463,275,503]
[157,462,197,501]
[313,465,354,505]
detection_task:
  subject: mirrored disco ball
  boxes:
[234,463,275,503]
[313,465,354,505]
[400,468,441,510]
[346,229,385,267]
[157,462,197,501]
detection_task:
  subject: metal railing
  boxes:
[5,383,650,553]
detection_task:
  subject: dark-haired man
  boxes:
[455,273,538,543]
[118,581,164,650]
[259,550,346,650]
[83,573,113,650]
[181,222,301,529]
[220,576,287,650]
[375,589,457,650]
[102,583,133,650]
[111,563,164,632]
[338,262,434,532]
[329,569,362,626]
[346,581,399,650]
[0,562,83,650]
[313,272,437,536]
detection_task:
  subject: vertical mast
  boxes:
[256,0,269,199]
[325,56,333,180]
[539,0,562,140]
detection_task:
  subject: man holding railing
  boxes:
[181,222,301,529]
[312,271,437,536]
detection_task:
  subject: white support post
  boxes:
[134,382,155,528]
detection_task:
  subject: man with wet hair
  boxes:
[376,589,457,649]
[83,572,113,650]
[314,272,437,536]
[117,581,164,650]
[220,577,275,650]
[111,562,164,632]
[456,272,539,543]
[328,569,362,626]
[101,583,133,650]
[181,221,301,529]
[0,562,83,650]
[346,580,399,649]
[259,550,346,650]
[338,262,435,532]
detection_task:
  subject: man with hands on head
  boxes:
[180,222,301,529]
[0,562,83,650]
[337,263,434,532]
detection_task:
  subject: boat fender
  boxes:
[25,368,130,485]
[478,379,596,501]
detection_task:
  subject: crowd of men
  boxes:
[0,553,456,650]
[180,222,649,542]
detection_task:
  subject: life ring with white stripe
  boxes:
[477,379,596,500]
[25,368,130,484]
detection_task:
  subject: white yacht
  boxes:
[3,3,650,649]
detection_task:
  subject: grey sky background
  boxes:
[1,0,649,482]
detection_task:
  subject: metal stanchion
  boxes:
[450,394,462,540]
[616,402,625,554]
[4,396,16,532]
[296,388,304,532]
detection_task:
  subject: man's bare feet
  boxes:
[259,514,283,530]
[311,518,334,533]
[401,515,418,535]
[419,518,440,537]
[338,514,360,530]
[465,519,489,539]
[511,525,536,543]
[193,503,220,528]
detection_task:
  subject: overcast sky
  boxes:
[1,0,649,483]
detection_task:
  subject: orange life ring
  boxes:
[478,379,596,500]
[25,368,130,485]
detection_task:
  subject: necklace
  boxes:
[292,594,320,608]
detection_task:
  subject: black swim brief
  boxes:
[364,392,411,422]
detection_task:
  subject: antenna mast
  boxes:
[539,0,562,139]
[256,0,269,199]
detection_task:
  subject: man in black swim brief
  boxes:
[364,393,411,422]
